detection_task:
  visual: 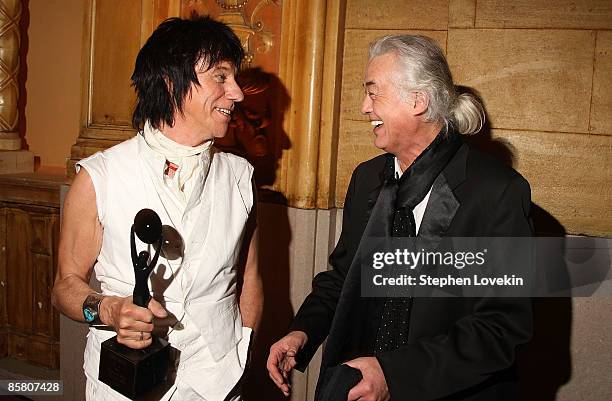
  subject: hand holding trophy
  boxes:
[98,209,171,400]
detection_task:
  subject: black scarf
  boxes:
[369,126,462,238]
[365,126,462,353]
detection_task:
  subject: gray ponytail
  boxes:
[451,92,485,135]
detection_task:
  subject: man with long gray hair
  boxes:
[268,35,532,401]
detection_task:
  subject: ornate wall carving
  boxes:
[0,0,21,151]
[182,0,292,198]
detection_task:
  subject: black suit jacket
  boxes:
[290,143,534,401]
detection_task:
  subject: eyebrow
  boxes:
[212,65,236,74]
[197,63,235,74]
[363,80,377,88]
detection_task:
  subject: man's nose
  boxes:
[361,94,372,114]
[227,80,244,102]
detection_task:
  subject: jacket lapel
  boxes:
[413,144,467,297]
[417,143,468,245]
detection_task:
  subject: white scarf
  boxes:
[142,122,212,206]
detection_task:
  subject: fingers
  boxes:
[148,297,168,318]
[347,380,366,401]
[116,320,154,337]
[109,296,160,350]
[267,369,291,397]
[103,296,167,351]
[118,330,152,342]
[343,358,362,370]
[266,332,309,396]
[116,316,154,350]
[344,357,390,401]
[114,296,154,324]
[280,355,297,374]
[266,348,285,387]
[267,343,295,396]
[116,331,153,349]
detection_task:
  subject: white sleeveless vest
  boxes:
[78,134,254,401]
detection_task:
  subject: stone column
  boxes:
[0,0,33,173]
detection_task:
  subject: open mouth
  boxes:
[371,120,384,132]
[215,107,232,117]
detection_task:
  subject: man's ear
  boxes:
[412,91,429,115]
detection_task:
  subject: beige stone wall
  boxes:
[337,0,612,237]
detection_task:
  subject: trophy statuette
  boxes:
[98,209,171,400]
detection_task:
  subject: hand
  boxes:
[345,357,390,401]
[267,331,308,396]
[99,296,168,349]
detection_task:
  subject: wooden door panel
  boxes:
[30,214,53,255]
[33,253,54,337]
[89,0,141,128]
[5,209,32,333]
[0,207,7,358]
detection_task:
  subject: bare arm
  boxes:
[52,169,166,349]
[238,201,263,332]
[52,169,104,321]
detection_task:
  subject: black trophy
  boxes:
[98,209,171,400]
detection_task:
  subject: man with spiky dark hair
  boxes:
[53,17,262,400]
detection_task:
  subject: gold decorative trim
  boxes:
[215,0,279,66]
[0,0,21,150]
[277,0,345,209]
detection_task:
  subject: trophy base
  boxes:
[99,335,170,400]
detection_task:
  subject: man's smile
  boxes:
[371,119,384,133]
[214,106,232,117]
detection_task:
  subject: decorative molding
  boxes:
[315,0,346,209]
[183,0,286,196]
[0,0,21,151]
[277,0,345,209]
[186,0,345,208]
[214,0,279,66]
[67,0,181,178]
